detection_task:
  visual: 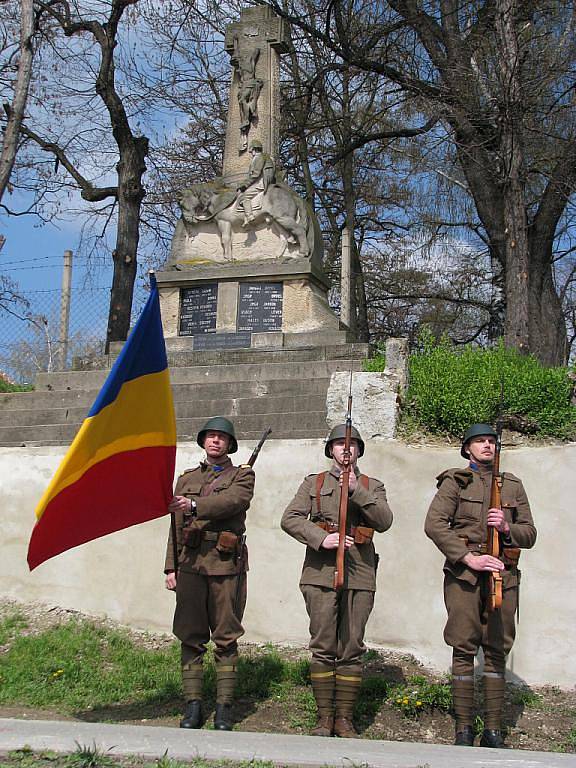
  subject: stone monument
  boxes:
[156,6,348,350]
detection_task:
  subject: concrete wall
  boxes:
[2,440,574,688]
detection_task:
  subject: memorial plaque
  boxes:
[237,282,283,332]
[179,284,218,336]
[193,332,252,350]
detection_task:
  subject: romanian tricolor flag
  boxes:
[27,275,177,571]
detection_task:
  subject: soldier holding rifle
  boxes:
[281,423,393,738]
[425,423,537,748]
[164,418,268,732]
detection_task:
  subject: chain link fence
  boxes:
[0,283,146,385]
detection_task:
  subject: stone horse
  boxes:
[178,181,316,260]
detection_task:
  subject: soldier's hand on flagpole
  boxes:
[168,495,191,514]
[165,571,177,591]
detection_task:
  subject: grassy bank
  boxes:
[0,606,574,753]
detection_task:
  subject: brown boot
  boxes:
[334,666,362,738]
[333,716,357,738]
[311,714,334,737]
[452,675,475,745]
[310,662,335,736]
[482,672,506,745]
[215,657,237,730]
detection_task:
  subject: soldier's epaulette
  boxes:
[436,468,473,489]
[238,464,254,470]
[501,471,521,483]
[178,465,200,478]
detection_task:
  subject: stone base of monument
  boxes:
[155,258,347,350]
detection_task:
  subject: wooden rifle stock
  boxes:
[334,394,352,590]
[487,429,503,612]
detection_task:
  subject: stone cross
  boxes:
[223,6,290,185]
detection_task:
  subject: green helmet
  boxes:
[460,423,497,458]
[197,416,238,454]
[324,423,365,458]
[249,139,263,151]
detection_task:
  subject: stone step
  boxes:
[36,359,364,392]
[75,342,369,371]
[0,410,329,447]
[0,429,320,449]
[0,377,331,410]
[0,395,327,428]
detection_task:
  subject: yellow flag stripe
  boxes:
[35,369,176,519]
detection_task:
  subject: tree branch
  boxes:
[19,121,118,202]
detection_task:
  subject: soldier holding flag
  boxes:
[164,417,255,732]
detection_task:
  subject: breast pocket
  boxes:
[181,483,203,499]
[309,486,335,518]
[456,491,484,522]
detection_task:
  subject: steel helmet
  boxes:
[460,423,497,458]
[324,423,365,458]
[197,416,238,454]
[249,139,263,151]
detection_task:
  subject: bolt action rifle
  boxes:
[234,426,272,616]
[334,374,353,591]
[487,413,504,612]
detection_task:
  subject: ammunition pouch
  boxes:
[183,524,202,549]
[216,530,240,554]
[314,521,374,545]
[183,526,240,553]
[502,547,521,566]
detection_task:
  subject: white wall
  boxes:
[2,440,573,688]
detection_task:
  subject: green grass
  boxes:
[511,687,542,708]
[0,619,181,713]
[0,748,276,768]
[0,611,29,646]
[388,675,451,718]
[0,378,33,392]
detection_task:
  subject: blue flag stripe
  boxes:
[88,285,167,417]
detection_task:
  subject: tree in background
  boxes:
[266,0,576,365]
[0,0,35,205]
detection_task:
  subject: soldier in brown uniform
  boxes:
[281,425,393,738]
[425,423,536,748]
[164,417,254,731]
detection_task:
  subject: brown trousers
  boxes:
[301,584,374,668]
[173,570,247,664]
[443,572,518,675]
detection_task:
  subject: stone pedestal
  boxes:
[156,257,348,351]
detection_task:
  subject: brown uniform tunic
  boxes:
[164,459,255,664]
[281,466,393,669]
[424,464,536,675]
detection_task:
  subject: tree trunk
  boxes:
[0,0,34,203]
[105,136,148,350]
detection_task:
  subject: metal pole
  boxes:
[58,250,73,370]
[341,227,352,329]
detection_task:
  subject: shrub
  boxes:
[402,334,576,439]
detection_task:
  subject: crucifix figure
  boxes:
[230,35,263,151]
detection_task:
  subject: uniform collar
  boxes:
[469,460,493,476]
[329,463,360,479]
[201,457,232,473]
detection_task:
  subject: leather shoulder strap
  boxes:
[359,474,369,489]
[315,472,327,515]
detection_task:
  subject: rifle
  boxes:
[246,427,272,467]
[487,420,504,612]
[233,426,272,616]
[334,375,353,590]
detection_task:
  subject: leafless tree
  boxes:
[0,0,35,204]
